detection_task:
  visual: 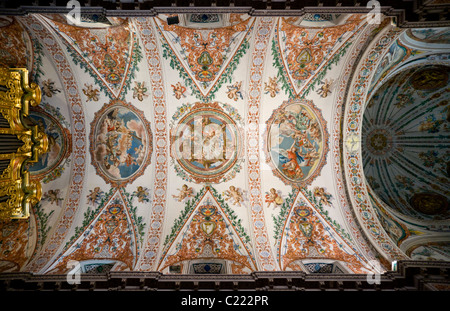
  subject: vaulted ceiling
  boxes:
[0,10,449,275]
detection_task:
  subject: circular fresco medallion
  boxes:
[409,66,449,91]
[170,102,243,183]
[90,100,152,186]
[27,107,71,179]
[265,99,329,187]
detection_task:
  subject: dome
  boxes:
[362,64,450,222]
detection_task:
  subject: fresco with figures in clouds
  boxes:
[265,99,329,187]
[170,102,244,184]
[90,100,152,186]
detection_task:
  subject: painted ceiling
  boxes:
[0,12,449,275]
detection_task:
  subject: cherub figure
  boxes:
[313,186,332,206]
[83,83,100,102]
[265,188,283,208]
[87,187,104,206]
[133,186,150,203]
[42,79,61,97]
[316,78,334,98]
[172,184,194,202]
[43,189,64,206]
[223,186,244,207]
[226,81,243,101]
[307,121,321,141]
[264,76,280,98]
[171,82,187,100]
[133,81,149,101]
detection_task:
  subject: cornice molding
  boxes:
[1,1,449,28]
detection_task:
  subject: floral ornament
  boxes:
[132,186,150,203]
[226,81,244,101]
[313,186,332,206]
[316,78,334,98]
[132,81,149,101]
[42,189,64,206]
[223,186,244,207]
[394,93,412,108]
[264,77,280,98]
[419,150,440,168]
[394,175,415,192]
[41,79,61,97]
[265,188,283,208]
[82,83,100,102]
[86,187,105,206]
[171,82,187,100]
[419,115,444,133]
[172,184,194,202]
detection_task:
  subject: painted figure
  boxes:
[264,76,280,98]
[267,101,326,185]
[313,186,332,206]
[94,105,148,181]
[265,188,283,208]
[87,187,104,206]
[83,83,100,102]
[42,79,61,97]
[171,82,187,100]
[133,81,149,101]
[172,184,194,202]
[43,189,64,206]
[316,78,334,98]
[279,145,305,179]
[226,81,243,101]
[223,186,244,207]
[133,186,150,203]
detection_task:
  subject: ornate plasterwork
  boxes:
[155,15,254,102]
[133,17,168,271]
[246,17,279,271]
[0,218,37,271]
[278,191,370,273]
[329,17,409,272]
[342,24,410,263]
[158,186,256,273]
[19,14,87,273]
[42,16,141,100]
[2,14,448,276]
[273,14,365,97]
[45,189,137,273]
[0,17,32,69]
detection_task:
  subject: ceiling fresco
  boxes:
[0,12,449,275]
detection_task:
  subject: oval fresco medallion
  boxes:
[409,65,449,91]
[27,105,71,180]
[170,102,244,184]
[90,100,153,186]
[265,99,329,187]
[410,192,449,216]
